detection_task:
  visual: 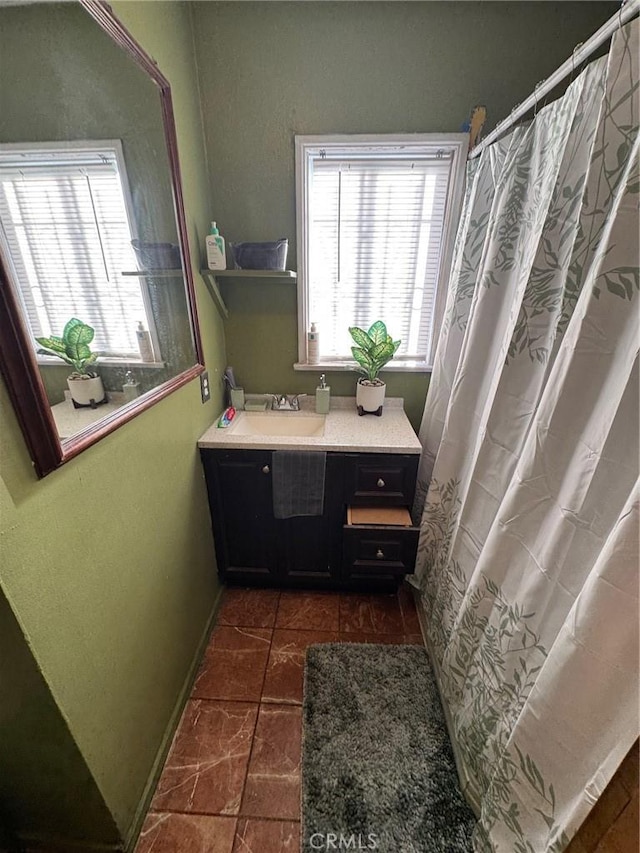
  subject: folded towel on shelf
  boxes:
[272,451,327,519]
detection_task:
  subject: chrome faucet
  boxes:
[270,393,307,411]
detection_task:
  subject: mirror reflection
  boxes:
[0,1,197,442]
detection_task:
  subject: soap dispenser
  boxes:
[315,373,330,414]
[123,370,140,402]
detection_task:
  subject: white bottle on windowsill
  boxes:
[308,322,319,364]
[136,321,154,363]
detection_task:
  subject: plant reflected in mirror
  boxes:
[36,318,99,377]
[35,318,108,410]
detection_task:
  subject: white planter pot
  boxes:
[356,379,386,415]
[67,375,106,408]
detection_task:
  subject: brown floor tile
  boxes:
[617,743,639,796]
[152,700,257,815]
[233,818,300,853]
[565,834,590,853]
[339,593,405,634]
[241,704,302,820]
[398,584,422,634]
[576,776,632,851]
[276,591,340,631]
[403,633,425,645]
[595,795,639,853]
[262,629,338,704]
[219,588,280,628]
[192,626,272,702]
[136,812,236,853]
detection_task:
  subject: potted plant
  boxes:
[348,320,401,416]
[36,318,106,409]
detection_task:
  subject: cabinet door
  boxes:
[202,450,276,581]
[277,454,343,585]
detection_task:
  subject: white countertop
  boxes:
[198,396,422,454]
[51,392,125,440]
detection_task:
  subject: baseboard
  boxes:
[404,580,427,648]
[123,585,225,852]
[14,833,122,852]
[408,584,481,817]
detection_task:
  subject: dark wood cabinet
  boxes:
[277,453,344,585]
[202,450,276,580]
[200,449,420,590]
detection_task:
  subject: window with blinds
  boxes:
[296,135,467,367]
[0,143,150,360]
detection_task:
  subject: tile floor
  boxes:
[136,586,423,853]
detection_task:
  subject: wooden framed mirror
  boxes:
[0,0,204,477]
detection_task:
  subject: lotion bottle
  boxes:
[206,221,226,270]
[315,373,330,414]
[136,321,154,363]
[308,321,319,364]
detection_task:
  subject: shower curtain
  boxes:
[413,19,639,853]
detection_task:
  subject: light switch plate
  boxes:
[200,371,211,403]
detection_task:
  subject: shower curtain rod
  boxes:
[469,0,639,159]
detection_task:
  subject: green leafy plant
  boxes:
[36,318,98,378]
[348,320,401,383]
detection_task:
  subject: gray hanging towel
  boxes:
[272,450,327,519]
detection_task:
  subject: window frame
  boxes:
[294,133,468,372]
[0,138,163,367]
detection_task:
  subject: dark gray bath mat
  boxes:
[302,644,476,852]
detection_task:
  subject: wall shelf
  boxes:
[121,269,183,278]
[199,269,297,318]
[201,269,296,281]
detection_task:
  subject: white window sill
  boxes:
[97,357,165,369]
[36,356,165,369]
[294,360,432,374]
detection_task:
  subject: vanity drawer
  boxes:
[342,506,419,580]
[344,454,419,506]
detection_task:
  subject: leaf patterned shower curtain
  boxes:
[413,20,639,853]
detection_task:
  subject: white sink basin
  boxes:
[231,412,326,437]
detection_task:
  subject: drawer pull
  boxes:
[262,465,270,474]
[377,478,386,488]
[376,548,385,560]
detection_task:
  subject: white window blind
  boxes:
[297,136,468,368]
[0,146,147,358]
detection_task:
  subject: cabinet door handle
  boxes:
[376,548,385,559]
[377,478,385,488]
[262,465,270,474]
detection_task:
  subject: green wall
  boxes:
[192,0,616,431]
[0,1,226,849]
[0,589,119,847]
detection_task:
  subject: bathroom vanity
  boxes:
[198,398,422,591]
